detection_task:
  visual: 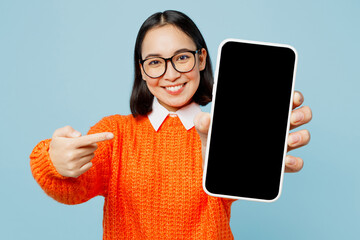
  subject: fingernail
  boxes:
[106,133,114,139]
[289,134,301,145]
[296,92,303,104]
[292,112,304,123]
[286,156,296,166]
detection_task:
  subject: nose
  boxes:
[163,60,181,81]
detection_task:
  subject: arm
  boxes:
[30,116,114,205]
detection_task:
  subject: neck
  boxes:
[158,99,192,112]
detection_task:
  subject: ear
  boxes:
[198,48,207,71]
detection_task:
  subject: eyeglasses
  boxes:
[140,49,201,78]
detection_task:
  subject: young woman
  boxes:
[30,10,312,239]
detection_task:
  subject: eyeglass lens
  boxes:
[143,51,196,78]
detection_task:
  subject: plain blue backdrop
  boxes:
[1,0,359,239]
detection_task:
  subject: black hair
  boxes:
[130,10,213,117]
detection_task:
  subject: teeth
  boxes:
[165,84,184,92]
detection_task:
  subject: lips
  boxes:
[163,83,187,94]
[165,84,184,92]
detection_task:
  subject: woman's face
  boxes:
[140,24,207,112]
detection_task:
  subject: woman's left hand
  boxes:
[284,91,312,172]
[194,90,312,172]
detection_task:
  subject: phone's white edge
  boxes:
[202,38,298,203]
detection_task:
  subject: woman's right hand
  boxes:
[49,126,114,178]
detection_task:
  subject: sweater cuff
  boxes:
[30,139,68,180]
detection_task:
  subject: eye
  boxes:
[149,60,161,65]
[177,54,190,61]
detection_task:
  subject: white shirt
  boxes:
[147,98,202,131]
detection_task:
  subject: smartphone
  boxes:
[203,39,297,202]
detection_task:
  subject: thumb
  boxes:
[194,112,211,142]
[194,112,211,170]
[52,125,82,138]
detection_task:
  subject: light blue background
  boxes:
[1,0,359,239]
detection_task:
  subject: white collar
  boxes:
[148,98,202,131]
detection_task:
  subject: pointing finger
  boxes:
[74,132,114,147]
[53,125,82,138]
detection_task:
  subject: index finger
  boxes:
[292,91,304,109]
[74,132,114,147]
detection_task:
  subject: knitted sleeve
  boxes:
[30,116,114,205]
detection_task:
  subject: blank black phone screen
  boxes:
[204,40,296,201]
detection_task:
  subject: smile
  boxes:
[164,83,187,94]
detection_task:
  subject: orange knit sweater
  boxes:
[30,114,235,239]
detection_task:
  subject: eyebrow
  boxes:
[143,48,194,60]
